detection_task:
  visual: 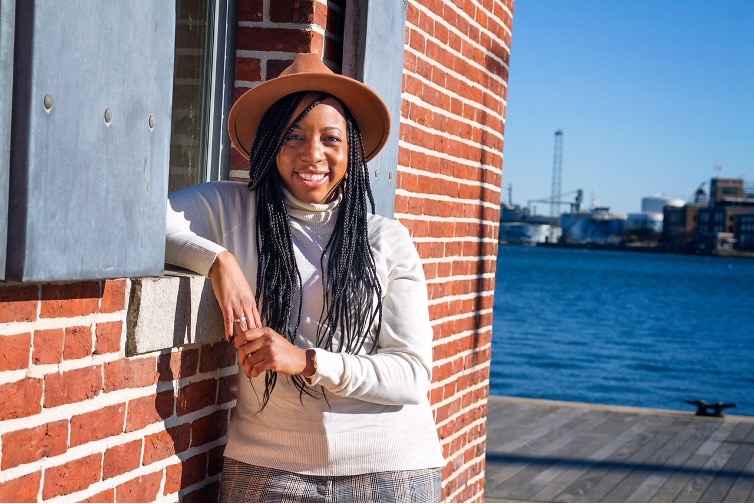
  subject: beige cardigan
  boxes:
[166,181,445,476]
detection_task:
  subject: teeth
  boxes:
[297,172,327,182]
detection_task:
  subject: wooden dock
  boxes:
[484,396,754,502]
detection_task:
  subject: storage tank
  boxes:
[641,195,684,214]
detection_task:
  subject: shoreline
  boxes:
[523,241,754,260]
[488,394,754,421]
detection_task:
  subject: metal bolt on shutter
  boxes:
[7,1,177,281]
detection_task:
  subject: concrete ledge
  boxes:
[126,269,224,355]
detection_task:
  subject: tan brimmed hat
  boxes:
[228,53,390,162]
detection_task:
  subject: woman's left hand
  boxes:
[233,327,308,378]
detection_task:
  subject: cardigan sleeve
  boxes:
[306,221,434,406]
[165,183,228,276]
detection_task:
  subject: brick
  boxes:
[100,279,126,313]
[270,0,315,23]
[125,391,174,432]
[176,379,217,415]
[43,453,102,499]
[82,488,115,502]
[70,404,125,446]
[40,281,100,318]
[64,325,92,359]
[183,482,219,503]
[199,342,236,372]
[208,445,225,476]
[114,471,161,503]
[104,357,158,392]
[0,378,42,420]
[0,285,38,323]
[237,0,263,21]
[164,453,207,495]
[157,348,199,381]
[0,332,30,371]
[218,374,238,404]
[95,321,122,354]
[103,440,142,479]
[190,409,228,447]
[1,420,68,469]
[142,424,191,465]
[235,57,262,81]
[44,366,102,407]
[33,328,65,364]
[0,471,41,502]
[236,27,314,53]
[266,59,293,79]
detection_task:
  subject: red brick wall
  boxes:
[397,0,513,501]
[0,0,513,501]
[0,281,235,502]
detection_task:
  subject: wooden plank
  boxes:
[486,399,559,436]
[600,417,702,502]
[722,425,754,502]
[486,410,614,498]
[703,440,754,501]
[482,397,754,503]
[493,412,623,501]
[627,418,723,502]
[554,414,680,502]
[486,405,582,450]
[649,420,739,502]
[528,412,660,501]
[486,396,536,419]
[680,423,754,502]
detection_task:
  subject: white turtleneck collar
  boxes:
[282,186,341,230]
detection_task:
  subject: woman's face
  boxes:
[276,96,349,204]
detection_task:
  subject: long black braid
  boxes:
[247,92,383,410]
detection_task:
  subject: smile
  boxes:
[295,171,329,184]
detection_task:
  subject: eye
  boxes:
[323,135,342,144]
[283,131,304,143]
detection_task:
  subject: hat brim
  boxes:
[228,72,390,162]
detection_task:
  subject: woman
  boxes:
[166,53,445,502]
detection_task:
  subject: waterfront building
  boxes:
[500,222,560,245]
[560,207,626,245]
[710,177,747,206]
[695,178,754,252]
[698,204,754,251]
[626,212,664,234]
[736,214,754,250]
[662,204,700,251]
[500,203,560,244]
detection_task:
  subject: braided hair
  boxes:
[247,91,383,410]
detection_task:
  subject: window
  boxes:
[169,0,235,192]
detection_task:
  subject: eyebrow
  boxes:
[290,124,343,134]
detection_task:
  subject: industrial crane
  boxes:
[527,189,583,216]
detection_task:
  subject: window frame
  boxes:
[170,0,237,190]
[202,0,237,183]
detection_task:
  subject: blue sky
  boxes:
[503,0,754,214]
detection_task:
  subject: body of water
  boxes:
[491,245,754,416]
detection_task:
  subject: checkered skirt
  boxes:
[220,457,443,503]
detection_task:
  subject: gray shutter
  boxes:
[343,0,407,218]
[7,1,176,282]
[0,0,15,280]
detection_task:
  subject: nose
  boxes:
[299,136,325,163]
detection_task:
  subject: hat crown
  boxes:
[280,53,333,78]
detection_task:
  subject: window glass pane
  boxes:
[169,0,214,192]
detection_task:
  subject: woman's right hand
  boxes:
[208,251,262,340]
